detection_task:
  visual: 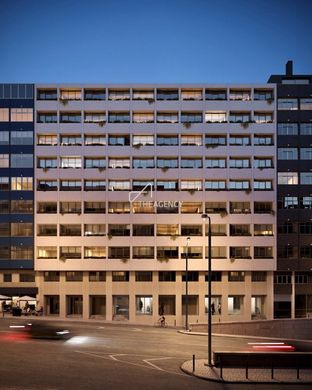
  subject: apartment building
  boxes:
[32,84,276,324]
[269,61,312,318]
[0,84,37,301]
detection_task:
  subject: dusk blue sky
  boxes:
[1,0,311,83]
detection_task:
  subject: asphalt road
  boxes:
[0,318,311,390]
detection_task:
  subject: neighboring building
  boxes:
[0,84,38,302]
[268,61,312,319]
[33,84,276,324]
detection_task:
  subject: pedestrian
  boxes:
[218,303,221,315]
[211,302,215,315]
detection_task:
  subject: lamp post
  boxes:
[185,236,190,331]
[201,213,212,366]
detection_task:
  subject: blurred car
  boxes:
[9,321,71,340]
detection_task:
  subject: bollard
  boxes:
[192,354,195,372]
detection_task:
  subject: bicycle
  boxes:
[154,316,167,328]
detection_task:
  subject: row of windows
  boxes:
[277,98,312,111]
[0,177,32,191]
[278,172,312,185]
[35,201,272,215]
[278,123,312,135]
[35,223,273,237]
[277,246,312,259]
[36,133,275,146]
[0,200,33,214]
[277,148,312,160]
[37,88,274,102]
[34,245,273,260]
[0,131,33,145]
[0,84,33,99]
[278,196,312,209]
[277,222,312,234]
[0,154,33,168]
[34,178,274,191]
[35,156,274,169]
[36,110,274,124]
[0,108,33,122]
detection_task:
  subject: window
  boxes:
[0,108,9,121]
[11,245,32,260]
[157,180,179,191]
[181,202,202,214]
[0,223,10,236]
[108,134,130,146]
[228,296,244,314]
[254,158,273,169]
[254,224,273,236]
[254,112,273,123]
[60,180,81,191]
[205,89,226,100]
[84,157,106,169]
[37,224,57,236]
[108,202,129,214]
[274,274,291,284]
[37,246,57,259]
[11,108,33,122]
[300,196,312,209]
[60,89,81,100]
[37,89,57,100]
[65,272,83,282]
[60,224,81,236]
[230,246,250,259]
[252,271,267,282]
[11,154,33,168]
[230,202,250,214]
[157,112,178,123]
[84,112,106,125]
[205,202,227,214]
[281,79,309,84]
[11,131,33,145]
[85,201,106,213]
[132,112,154,123]
[278,172,298,185]
[254,89,274,101]
[60,112,81,123]
[37,134,58,146]
[205,111,227,123]
[133,224,154,236]
[278,222,294,234]
[181,225,202,236]
[300,148,312,160]
[108,247,130,259]
[0,246,10,259]
[43,271,60,282]
[278,148,298,160]
[84,89,106,100]
[210,246,227,259]
[0,131,9,145]
[157,246,178,259]
[300,222,312,234]
[156,89,178,100]
[229,180,250,190]
[131,202,154,214]
[157,158,178,168]
[300,173,312,185]
[133,246,154,259]
[205,135,227,146]
[60,246,81,259]
[229,89,251,101]
[108,158,130,168]
[133,135,154,146]
[85,134,106,146]
[181,89,202,100]
[277,98,298,110]
[279,196,298,209]
[89,271,106,281]
[0,154,9,168]
[254,246,273,259]
[60,135,82,146]
[108,224,130,236]
[108,89,130,100]
[159,272,176,282]
[37,202,57,214]
[0,177,9,190]
[278,123,298,135]
[11,177,33,191]
[109,180,130,191]
[19,273,35,282]
[84,224,105,236]
[157,224,179,236]
[229,135,250,146]
[0,200,10,214]
[300,98,312,110]
[211,224,227,236]
[37,158,57,169]
[254,134,273,145]
[60,202,81,214]
[300,246,312,259]
[180,112,202,123]
[133,158,155,169]
[136,296,153,315]
[132,89,154,100]
[254,180,272,190]
[205,180,226,190]
[11,223,33,236]
[228,112,251,123]
[181,135,202,146]
[300,123,312,135]
[157,134,178,145]
[228,271,245,282]
[229,158,250,168]
[182,272,199,281]
[108,112,130,123]
[84,246,106,259]
[205,158,226,168]
[37,112,57,123]
[230,224,250,236]
[112,271,129,282]
[85,180,106,191]
[181,158,202,168]
[135,272,152,282]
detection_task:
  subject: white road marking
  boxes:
[131,328,142,332]
[143,357,173,371]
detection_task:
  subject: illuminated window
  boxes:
[11,108,33,122]
[11,177,33,191]
[0,108,9,121]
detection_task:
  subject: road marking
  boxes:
[131,328,142,332]
[109,353,127,361]
[143,357,173,371]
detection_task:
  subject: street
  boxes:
[0,318,310,389]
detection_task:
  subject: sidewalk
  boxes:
[181,358,312,384]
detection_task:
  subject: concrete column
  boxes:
[106,272,113,321]
[291,271,296,319]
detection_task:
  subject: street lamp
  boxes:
[185,236,190,331]
[201,213,212,366]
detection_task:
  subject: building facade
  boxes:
[32,84,276,325]
[0,84,37,301]
[269,62,312,319]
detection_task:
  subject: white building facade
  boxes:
[34,84,276,325]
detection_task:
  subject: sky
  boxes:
[0,0,311,83]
